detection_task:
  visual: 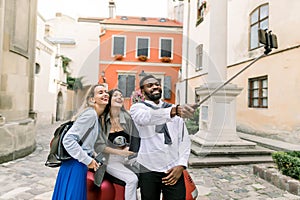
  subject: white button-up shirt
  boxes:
[130,100,191,172]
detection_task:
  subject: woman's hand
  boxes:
[88,159,100,171]
[118,146,135,157]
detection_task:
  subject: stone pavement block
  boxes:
[196,185,211,196]
[1,123,300,200]
[272,172,281,188]
[266,168,277,182]
[288,180,300,196]
[0,187,31,199]
[252,183,266,190]
[279,175,292,191]
[253,164,261,175]
[259,168,266,179]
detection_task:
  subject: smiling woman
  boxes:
[93,88,141,200]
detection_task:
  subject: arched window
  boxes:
[249,4,269,50]
[35,63,41,74]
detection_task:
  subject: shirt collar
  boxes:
[144,99,164,107]
[105,110,126,124]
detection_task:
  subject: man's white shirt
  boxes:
[130,100,191,172]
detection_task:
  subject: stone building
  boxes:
[0,0,38,163]
[176,0,300,144]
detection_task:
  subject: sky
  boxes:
[38,0,169,20]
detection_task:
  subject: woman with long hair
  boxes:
[52,84,109,200]
[95,88,140,200]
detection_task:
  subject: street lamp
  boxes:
[138,70,147,80]
[101,70,106,83]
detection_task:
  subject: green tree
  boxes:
[67,76,84,92]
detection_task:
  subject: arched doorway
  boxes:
[56,92,63,121]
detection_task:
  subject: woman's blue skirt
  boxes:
[52,159,88,200]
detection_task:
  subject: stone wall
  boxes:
[0,119,36,163]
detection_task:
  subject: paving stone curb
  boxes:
[253,164,300,196]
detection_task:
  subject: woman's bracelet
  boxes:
[175,104,180,116]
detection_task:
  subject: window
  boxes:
[137,37,149,57]
[118,74,135,98]
[196,44,203,71]
[160,38,173,58]
[159,18,167,22]
[35,63,41,74]
[250,4,269,50]
[113,36,126,56]
[248,76,268,108]
[174,3,184,23]
[9,0,31,57]
[196,0,206,26]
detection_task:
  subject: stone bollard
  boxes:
[288,180,300,195]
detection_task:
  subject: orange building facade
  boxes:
[99,16,183,109]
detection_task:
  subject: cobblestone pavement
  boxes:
[0,123,299,200]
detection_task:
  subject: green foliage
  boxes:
[67,76,83,91]
[272,151,300,180]
[60,55,72,74]
[185,108,200,135]
[286,151,300,158]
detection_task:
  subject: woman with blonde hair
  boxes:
[52,84,109,200]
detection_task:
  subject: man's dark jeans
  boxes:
[139,171,185,200]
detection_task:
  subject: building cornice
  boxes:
[99,60,181,67]
[101,24,183,33]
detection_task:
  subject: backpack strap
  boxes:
[78,119,96,146]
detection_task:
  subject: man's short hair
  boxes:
[139,75,157,89]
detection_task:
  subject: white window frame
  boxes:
[112,35,126,57]
[195,44,203,71]
[136,37,150,58]
[249,4,269,50]
[159,37,173,59]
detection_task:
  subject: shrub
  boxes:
[272,151,300,180]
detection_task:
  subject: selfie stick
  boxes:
[193,29,278,108]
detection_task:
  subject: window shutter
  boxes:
[118,75,126,95]
[164,76,171,99]
[126,75,135,97]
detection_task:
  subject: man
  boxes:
[130,74,196,200]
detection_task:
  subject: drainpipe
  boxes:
[0,0,4,124]
[28,1,38,120]
[0,0,4,91]
[184,0,190,104]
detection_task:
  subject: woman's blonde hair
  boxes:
[71,83,106,121]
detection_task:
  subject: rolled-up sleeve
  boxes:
[63,109,95,166]
[130,103,173,126]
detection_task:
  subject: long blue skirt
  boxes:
[52,159,88,200]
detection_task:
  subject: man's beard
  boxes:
[144,89,162,101]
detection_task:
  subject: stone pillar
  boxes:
[193,0,252,146]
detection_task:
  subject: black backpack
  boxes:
[45,120,95,168]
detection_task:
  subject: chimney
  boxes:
[56,12,62,17]
[108,0,116,18]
